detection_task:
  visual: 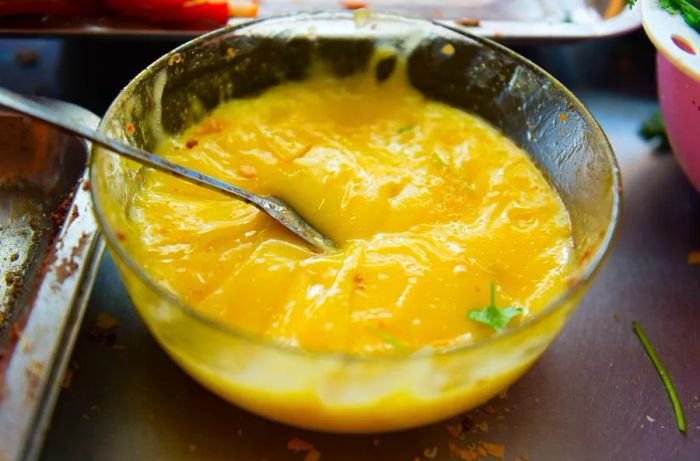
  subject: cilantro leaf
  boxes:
[468,305,523,331]
[467,282,523,331]
[626,0,700,33]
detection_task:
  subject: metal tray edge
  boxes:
[0,4,641,42]
[0,106,103,461]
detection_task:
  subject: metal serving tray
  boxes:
[0,101,104,461]
[0,0,640,42]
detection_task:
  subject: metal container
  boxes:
[90,12,620,433]
[0,101,104,461]
[0,0,640,42]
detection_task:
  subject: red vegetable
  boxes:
[104,0,257,25]
[0,0,101,16]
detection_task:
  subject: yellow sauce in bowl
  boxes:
[126,67,573,356]
[111,62,577,430]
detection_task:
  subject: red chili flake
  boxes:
[287,437,314,452]
[482,405,496,415]
[186,139,198,149]
[457,18,480,27]
[82,179,91,191]
[559,113,568,122]
[354,273,365,290]
[126,123,135,135]
[115,230,126,241]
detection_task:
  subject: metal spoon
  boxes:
[0,87,336,253]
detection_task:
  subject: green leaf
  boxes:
[467,282,523,331]
[640,110,670,150]
[626,0,700,33]
[468,305,523,331]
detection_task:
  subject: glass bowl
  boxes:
[90,12,621,433]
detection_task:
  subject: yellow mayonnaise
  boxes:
[125,66,573,358]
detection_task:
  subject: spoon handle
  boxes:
[0,86,336,252]
[0,86,264,208]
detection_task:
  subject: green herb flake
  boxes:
[467,282,523,331]
[373,327,407,352]
[625,0,700,32]
[433,152,449,168]
[632,320,687,433]
[640,110,671,152]
[397,124,415,135]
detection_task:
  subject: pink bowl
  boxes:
[657,52,700,192]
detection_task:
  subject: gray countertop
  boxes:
[34,90,700,461]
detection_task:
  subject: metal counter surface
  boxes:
[32,90,700,461]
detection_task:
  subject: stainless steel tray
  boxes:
[0,0,640,42]
[0,101,104,461]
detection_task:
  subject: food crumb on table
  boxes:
[688,250,700,265]
[287,437,321,461]
[287,437,314,452]
[423,446,438,459]
[61,369,74,389]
